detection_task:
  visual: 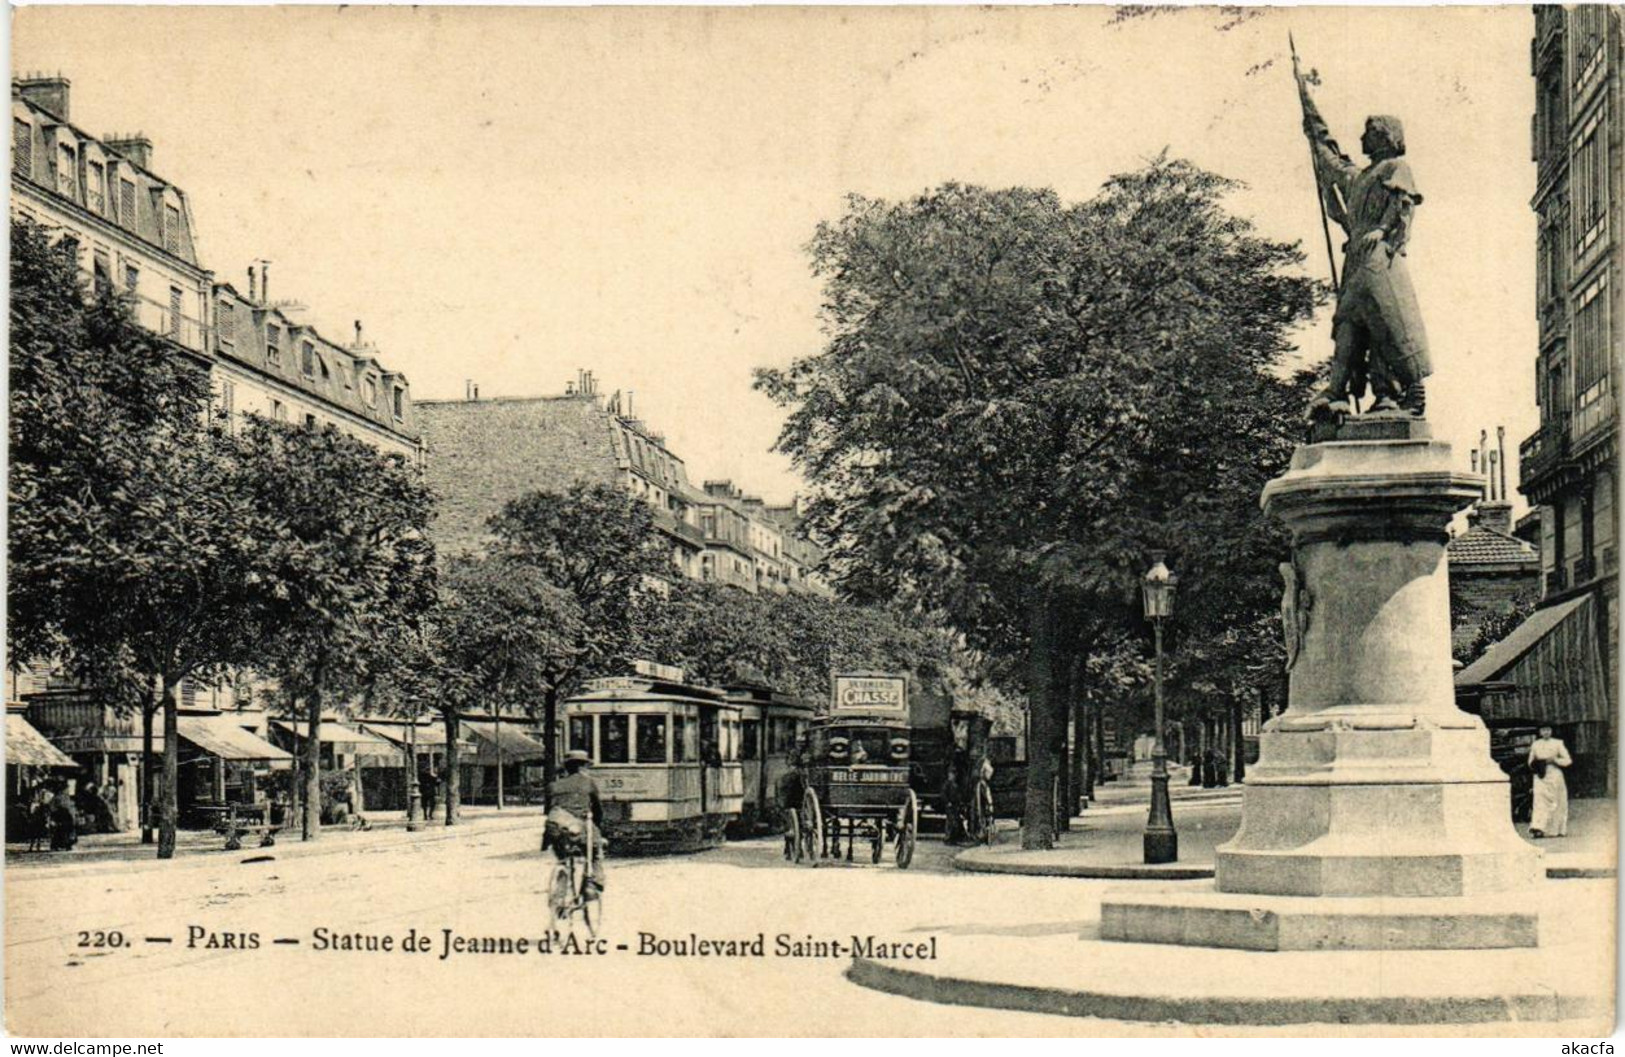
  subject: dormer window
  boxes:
[56,143,77,198]
[119,178,136,224]
[301,341,317,378]
[267,325,282,367]
[12,119,31,178]
[392,386,405,419]
[87,161,106,214]
[163,204,181,254]
[363,376,378,407]
[217,301,236,346]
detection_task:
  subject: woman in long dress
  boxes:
[1527,725,1573,838]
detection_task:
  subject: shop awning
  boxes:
[1455,594,1609,726]
[177,715,295,764]
[462,721,550,763]
[272,720,396,750]
[359,722,473,751]
[6,714,76,768]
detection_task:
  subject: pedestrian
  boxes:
[419,766,438,819]
[47,781,78,851]
[25,784,50,851]
[1187,749,1202,786]
[1527,725,1572,839]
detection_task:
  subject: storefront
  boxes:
[1455,593,1613,797]
[269,720,398,813]
[354,718,474,813]
[174,713,294,827]
[6,708,78,836]
[460,718,550,805]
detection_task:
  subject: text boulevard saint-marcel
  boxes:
[635,932,939,960]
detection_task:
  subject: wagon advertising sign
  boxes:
[832,674,908,716]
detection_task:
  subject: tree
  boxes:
[486,483,670,801]
[641,580,959,708]
[9,217,265,858]
[379,555,581,825]
[238,418,436,841]
[758,162,1321,847]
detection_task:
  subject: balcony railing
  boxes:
[124,292,208,353]
[1519,413,1570,488]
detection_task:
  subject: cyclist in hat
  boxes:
[545,749,606,895]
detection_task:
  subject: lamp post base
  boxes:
[1144,766,1178,865]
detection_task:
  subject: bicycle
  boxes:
[547,827,602,937]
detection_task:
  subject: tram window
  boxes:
[636,715,668,764]
[568,716,595,759]
[741,721,760,760]
[673,715,698,762]
[727,718,741,761]
[601,715,630,764]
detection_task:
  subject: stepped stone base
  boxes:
[1099,888,1539,951]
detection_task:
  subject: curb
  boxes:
[953,852,1610,883]
[5,813,543,881]
[952,851,1215,881]
[845,958,1610,1027]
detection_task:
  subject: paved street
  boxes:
[10,779,1610,1037]
[7,819,1078,1037]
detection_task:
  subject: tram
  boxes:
[562,664,744,852]
[724,680,815,835]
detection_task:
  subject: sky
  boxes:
[14,5,1539,511]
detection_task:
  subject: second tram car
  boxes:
[563,668,744,852]
[724,681,815,835]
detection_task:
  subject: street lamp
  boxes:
[1142,552,1179,864]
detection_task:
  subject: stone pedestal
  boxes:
[1102,419,1542,951]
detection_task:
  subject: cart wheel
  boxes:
[870,824,883,864]
[895,789,918,869]
[783,808,802,862]
[973,778,996,846]
[801,789,824,866]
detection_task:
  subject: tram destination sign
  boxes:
[832,673,908,716]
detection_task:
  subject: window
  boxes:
[92,251,112,297]
[304,413,317,430]
[301,341,317,378]
[272,400,287,422]
[741,720,760,761]
[1573,106,1610,256]
[123,263,139,294]
[12,119,30,177]
[363,376,378,407]
[600,715,629,764]
[393,386,405,419]
[673,715,698,763]
[119,179,136,224]
[267,325,282,366]
[56,143,76,197]
[87,161,105,214]
[168,287,183,339]
[1574,274,1611,407]
[217,301,236,346]
[220,379,235,425]
[635,715,668,764]
[568,716,595,759]
[163,204,181,254]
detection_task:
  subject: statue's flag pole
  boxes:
[1291,33,1341,294]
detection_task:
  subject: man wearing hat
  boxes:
[546,749,606,894]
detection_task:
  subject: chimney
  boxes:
[1497,426,1508,503]
[260,261,270,303]
[626,390,635,418]
[247,266,258,303]
[1487,450,1500,502]
[354,320,364,346]
[104,133,153,170]
[15,76,71,122]
[1476,501,1514,535]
